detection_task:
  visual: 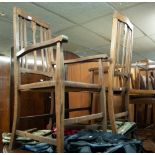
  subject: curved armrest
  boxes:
[16,35,68,58]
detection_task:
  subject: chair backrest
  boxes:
[110,11,133,88]
[108,12,133,133]
[13,7,54,78]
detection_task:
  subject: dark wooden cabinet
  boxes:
[0,56,10,132]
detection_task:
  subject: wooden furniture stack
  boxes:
[130,59,155,128]
[9,7,109,152]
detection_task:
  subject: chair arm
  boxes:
[16,35,68,58]
[64,54,110,64]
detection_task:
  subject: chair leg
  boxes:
[47,92,55,130]
[55,85,65,152]
[108,89,117,133]
[55,41,65,152]
[9,91,20,150]
[9,114,17,150]
[128,100,135,122]
[124,93,129,121]
[100,87,107,131]
[88,70,94,124]
[98,59,107,131]
[65,92,69,118]
[89,92,94,124]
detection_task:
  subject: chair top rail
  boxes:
[113,11,133,31]
[14,7,50,29]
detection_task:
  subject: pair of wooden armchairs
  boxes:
[9,7,133,152]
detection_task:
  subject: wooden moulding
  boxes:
[16,130,56,145]
[16,35,68,58]
[64,113,104,125]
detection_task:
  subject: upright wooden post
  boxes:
[55,42,65,152]
[108,17,118,133]
[9,7,21,150]
[98,59,107,131]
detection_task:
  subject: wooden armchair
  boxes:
[108,12,133,133]
[9,7,109,152]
